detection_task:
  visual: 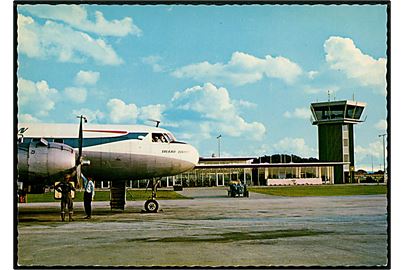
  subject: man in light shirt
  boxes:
[82,174,95,219]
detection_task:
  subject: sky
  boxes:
[16,4,388,171]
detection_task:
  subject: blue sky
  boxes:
[16,4,388,170]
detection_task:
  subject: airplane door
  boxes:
[101,138,111,168]
[131,134,151,177]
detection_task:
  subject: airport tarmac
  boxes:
[16,187,388,267]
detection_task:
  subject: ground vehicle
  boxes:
[227,180,249,197]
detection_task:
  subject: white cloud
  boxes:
[75,70,100,85]
[171,83,266,140]
[106,98,138,124]
[64,87,87,103]
[355,140,385,161]
[374,119,387,131]
[17,14,123,65]
[138,104,166,121]
[283,107,312,119]
[307,70,319,80]
[21,5,142,37]
[104,98,166,124]
[272,137,316,158]
[251,143,272,157]
[142,56,165,72]
[18,113,40,123]
[234,99,257,109]
[172,51,303,86]
[17,77,58,117]
[72,108,105,123]
[303,85,340,95]
[17,14,41,58]
[324,36,387,94]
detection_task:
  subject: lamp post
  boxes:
[371,155,374,173]
[216,135,222,158]
[378,133,387,183]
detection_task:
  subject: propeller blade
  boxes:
[76,164,82,188]
[75,115,86,189]
[74,115,89,189]
[78,126,82,162]
[76,116,87,163]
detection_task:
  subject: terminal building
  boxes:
[104,156,345,189]
[166,157,342,187]
[96,99,366,189]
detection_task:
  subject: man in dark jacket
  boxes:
[55,174,75,221]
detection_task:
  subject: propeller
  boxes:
[76,115,88,188]
[17,127,29,143]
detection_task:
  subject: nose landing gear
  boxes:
[144,178,160,213]
[144,199,159,213]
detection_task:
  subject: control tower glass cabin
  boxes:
[310,100,366,184]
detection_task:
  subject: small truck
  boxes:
[227,180,249,198]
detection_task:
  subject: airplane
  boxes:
[17,117,200,212]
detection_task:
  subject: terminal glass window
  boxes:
[277,168,286,179]
[320,167,332,184]
[285,167,297,178]
[301,167,317,178]
[231,173,237,181]
[238,172,245,183]
[269,168,278,179]
[224,173,230,186]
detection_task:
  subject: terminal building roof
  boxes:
[196,160,349,169]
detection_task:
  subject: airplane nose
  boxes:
[189,144,200,166]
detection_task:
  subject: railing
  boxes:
[267,178,322,186]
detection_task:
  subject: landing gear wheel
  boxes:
[144,199,159,213]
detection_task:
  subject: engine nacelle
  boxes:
[18,139,76,182]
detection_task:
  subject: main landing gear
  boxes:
[144,178,160,213]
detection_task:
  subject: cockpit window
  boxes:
[152,133,167,143]
[163,134,172,142]
[152,133,175,143]
[166,133,176,142]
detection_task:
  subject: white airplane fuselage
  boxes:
[17,123,200,182]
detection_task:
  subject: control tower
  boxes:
[310,100,366,184]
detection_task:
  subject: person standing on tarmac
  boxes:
[82,174,95,219]
[55,174,75,222]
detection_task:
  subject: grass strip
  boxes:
[249,184,387,197]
